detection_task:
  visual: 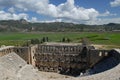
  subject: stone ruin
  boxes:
[0,43,120,80]
[34,43,109,76]
[0,52,42,80]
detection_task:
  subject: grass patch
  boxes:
[0,32,120,47]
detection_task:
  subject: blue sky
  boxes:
[0,0,120,25]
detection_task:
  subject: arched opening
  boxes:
[81,47,88,58]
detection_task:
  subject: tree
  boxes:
[67,38,71,43]
[31,38,40,44]
[42,37,46,42]
[62,37,66,42]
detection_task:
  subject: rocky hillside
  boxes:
[0,19,120,32]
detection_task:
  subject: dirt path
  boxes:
[92,44,120,49]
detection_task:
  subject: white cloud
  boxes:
[0,0,118,24]
[31,17,120,25]
[86,18,120,25]
[56,1,99,20]
[35,0,99,21]
[8,7,15,13]
[0,0,99,21]
[99,10,116,17]
[110,0,120,7]
[0,10,28,20]
[31,17,38,22]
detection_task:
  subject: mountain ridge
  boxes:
[0,20,120,32]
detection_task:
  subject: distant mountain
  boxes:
[0,20,120,32]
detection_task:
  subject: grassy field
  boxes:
[0,32,120,47]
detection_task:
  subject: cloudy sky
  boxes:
[0,0,120,25]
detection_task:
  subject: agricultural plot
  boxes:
[0,32,120,48]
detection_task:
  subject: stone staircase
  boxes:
[0,52,43,80]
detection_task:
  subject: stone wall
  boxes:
[14,47,30,64]
[89,49,109,67]
[38,44,83,54]
[109,49,120,62]
[1,45,120,80]
[0,46,14,57]
[75,49,120,80]
[29,45,38,66]
[33,44,107,75]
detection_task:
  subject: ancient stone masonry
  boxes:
[0,46,14,57]
[14,47,30,64]
[0,43,110,76]
[31,43,109,75]
[0,43,120,80]
[0,43,114,76]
